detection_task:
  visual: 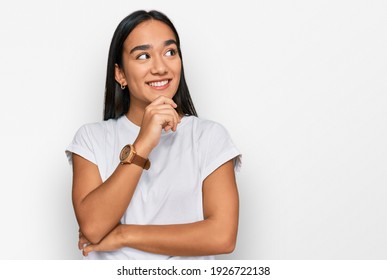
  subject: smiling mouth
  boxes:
[147,79,171,88]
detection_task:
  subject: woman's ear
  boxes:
[114,64,127,87]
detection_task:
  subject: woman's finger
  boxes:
[145,104,180,122]
[153,112,179,132]
[150,96,177,107]
[154,108,179,126]
[83,243,99,256]
[78,235,90,250]
[146,104,177,111]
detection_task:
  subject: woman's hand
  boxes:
[134,96,181,157]
[78,229,91,252]
[81,225,124,257]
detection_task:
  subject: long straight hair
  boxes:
[103,10,198,120]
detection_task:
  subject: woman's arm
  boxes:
[73,96,180,244]
[82,159,239,256]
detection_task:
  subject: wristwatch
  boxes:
[119,144,151,170]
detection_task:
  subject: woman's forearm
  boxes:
[117,219,237,256]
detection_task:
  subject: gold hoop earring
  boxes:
[121,84,126,90]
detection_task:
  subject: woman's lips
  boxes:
[147,79,171,90]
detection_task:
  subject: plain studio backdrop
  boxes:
[0,0,386,259]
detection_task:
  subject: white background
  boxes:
[0,0,386,259]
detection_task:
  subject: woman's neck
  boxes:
[126,105,144,127]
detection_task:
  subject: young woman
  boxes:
[66,10,241,260]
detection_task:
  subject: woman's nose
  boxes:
[150,56,168,75]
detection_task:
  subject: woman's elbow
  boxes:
[79,223,105,244]
[221,236,237,254]
[215,231,237,254]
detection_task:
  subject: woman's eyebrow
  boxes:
[129,39,177,54]
[164,39,177,47]
[130,44,151,54]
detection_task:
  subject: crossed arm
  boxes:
[72,153,239,257]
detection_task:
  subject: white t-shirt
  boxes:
[66,115,241,260]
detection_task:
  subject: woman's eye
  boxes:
[165,49,177,57]
[137,53,150,60]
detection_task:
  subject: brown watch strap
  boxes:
[132,154,151,170]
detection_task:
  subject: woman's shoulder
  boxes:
[184,115,228,134]
[181,116,233,145]
[184,115,224,129]
[74,118,119,139]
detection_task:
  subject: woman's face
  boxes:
[116,20,181,106]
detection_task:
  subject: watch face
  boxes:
[120,145,131,161]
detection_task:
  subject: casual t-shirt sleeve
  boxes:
[201,122,242,181]
[65,125,97,165]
